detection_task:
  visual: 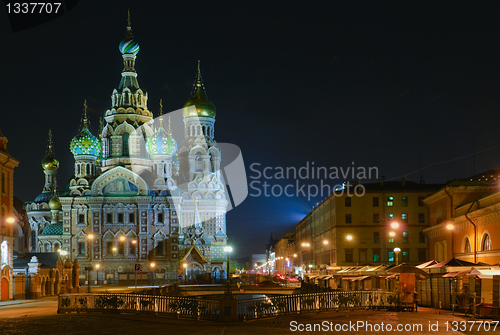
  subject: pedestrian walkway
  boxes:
[0,296,57,308]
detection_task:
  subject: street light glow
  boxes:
[346,235,353,241]
[389,231,395,237]
[391,222,399,229]
[120,236,126,241]
[323,240,328,245]
[183,263,188,268]
[394,247,401,253]
[6,217,15,224]
[224,246,233,253]
[88,234,94,240]
[446,223,455,230]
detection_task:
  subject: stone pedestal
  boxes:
[218,293,238,322]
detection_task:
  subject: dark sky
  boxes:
[2,1,500,260]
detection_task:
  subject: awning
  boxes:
[385,274,397,279]
[442,270,471,278]
[322,276,333,280]
[341,277,359,281]
[356,276,370,281]
[307,275,318,279]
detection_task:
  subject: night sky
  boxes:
[2,1,500,260]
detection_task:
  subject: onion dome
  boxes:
[70,101,102,157]
[119,11,140,55]
[146,101,177,155]
[39,223,63,236]
[41,129,59,171]
[183,61,216,119]
[34,191,53,204]
[48,190,62,210]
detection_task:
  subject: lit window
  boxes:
[388,238,394,243]
[403,231,409,243]
[482,234,492,251]
[387,197,394,207]
[373,250,380,262]
[401,197,408,206]
[464,238,471,253]
[388,251,394,262]
[388,213,394,220]
[402,213,408,223]
[402,251,409,262]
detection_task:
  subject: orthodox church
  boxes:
[26,15,229,283]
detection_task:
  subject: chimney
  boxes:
[380,176,385,186]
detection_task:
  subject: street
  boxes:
[0,298,499,335]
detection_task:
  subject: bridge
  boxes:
[178,284,300,296]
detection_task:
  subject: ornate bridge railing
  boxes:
[58,293,220,320]
[58,290,397,321]
[238,291,397,320]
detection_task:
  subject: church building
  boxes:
[26,15,229,284]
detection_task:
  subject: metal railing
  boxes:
[58,290,397,321]
[238,291,396,320]
[58,293,219,320]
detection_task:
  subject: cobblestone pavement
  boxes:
[0,307,499,334]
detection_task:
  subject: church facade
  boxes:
[26,16,229,283]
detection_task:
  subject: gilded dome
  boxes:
[42,150,59,171]
[42,129,58,170]
[183,86,216,119]
[49,192,62,210]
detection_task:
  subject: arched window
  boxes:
[122,132,129,156]
[482,234,492,251]
[1,241,8,265]
[195,153,203,172]
[464,238,471,253]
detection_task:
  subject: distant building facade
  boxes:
[423,171,500,264]
[0,125,20,300]
[295,180,442,273]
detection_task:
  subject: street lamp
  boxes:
[150,262,156,286]
[394,247,401,266]
[224,246,233,283]
[323,240,329,245]
[95,264,100,285]
[346,235,353,241]
[183,263,187,283]
[447,223,455,258]
[391,222,399,229]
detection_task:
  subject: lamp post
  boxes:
[446,223,455,259]
[183,263,187,284]
[95,264,100,285]
[150,262,156,286]
[224,246,233,283]
[394,247,401,266]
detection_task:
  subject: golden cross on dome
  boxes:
[82,100,88,128]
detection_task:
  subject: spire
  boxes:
[47,129,54,154]
[191,60,208,99]
[158,99,163,126]
[82,100,88,129]
[98,118,103,140]
[126,9,132,38]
